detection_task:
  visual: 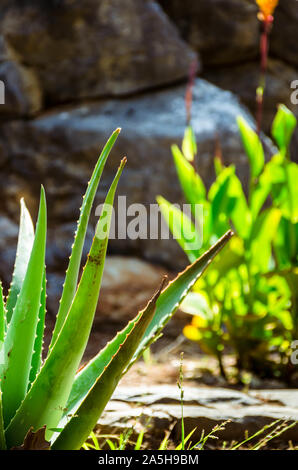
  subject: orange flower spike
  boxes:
[256,0,279,22]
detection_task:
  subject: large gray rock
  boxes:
[0,0,197,107]
[271,0,298,68]
[0,79,264,269]
[203,59,298,130]
[158,0,259,66]
[0,215,18,290]
[0,60,43,117]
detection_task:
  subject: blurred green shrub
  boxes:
[158,105,297,380]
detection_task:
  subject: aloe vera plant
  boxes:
[0,129,232,450]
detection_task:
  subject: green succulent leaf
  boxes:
[0,390,6,450]
[64,231,233,417]
[50,128,121,348]
[5,198,34,325]
[0,283,5,346]
[131,230,233,366]
[237,116,265,178]
[28,270,47,387]
[0,188,47,427]
[52,280,166,450]
[4,159,126,448]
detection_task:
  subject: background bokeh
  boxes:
[0,0,297,316]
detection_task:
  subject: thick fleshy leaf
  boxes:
[0,283,4,347]
[5,199,34,324]
[64,231,233,417]
[63,313,138,419]
[28,270,47,387]
[130,230,234,368]
[0,391,6,450]
[272,105,297,155]
[5,159,126,448]
[0,188,46,427]
[237,116,264,178]
[52,280,166,450]
[0,285,6,450]
[157,195,201,262]
[50,128,121,349]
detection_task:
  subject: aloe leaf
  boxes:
[52,280,166,450]
[63,311,139,418]
[50,128,121,349]
[5,159,126,448]
[5,198,34,324]
[0,391,6,450]
[0,283,4,347]
[131,230,233,366]
[0,188,46,427]
[65,230,233,415]
[28,270,46,387]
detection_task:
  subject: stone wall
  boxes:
[159,0,298,150]
[0,0,296,305]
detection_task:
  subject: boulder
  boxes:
[158,0,260,66]
[0,215,18,292]
[0,0,197,106]
[0,79,265,269]
[0,60,43,117]
[271,0,298,68]
[203,59,298,160]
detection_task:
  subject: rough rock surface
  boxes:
[0,0,197,109]
[159,0,298,159]
[203,59,298,138]
[158,0,260,66]
[96,385,298,444]
[271,0,298,68]
[0,0,296,279]
[0,79,264,269]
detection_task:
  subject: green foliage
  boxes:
[0,129,231,450]
[158,105,298,379]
